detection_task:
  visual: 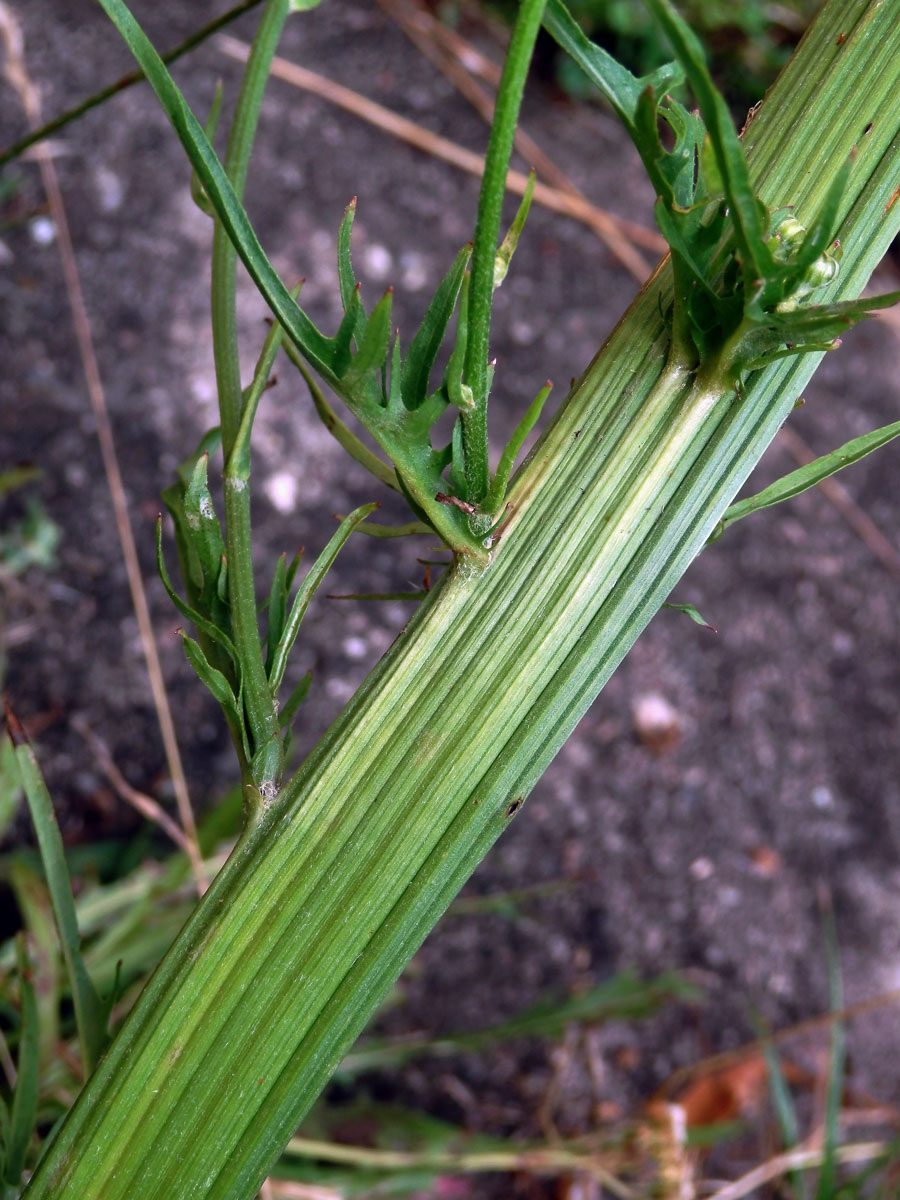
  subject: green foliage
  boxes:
[6,0,900,1195]
[546,0,899,383]
[549,0,818,109]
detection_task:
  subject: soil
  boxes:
[2,1,900,1194]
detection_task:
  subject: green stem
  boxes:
[24,1,900,1196]
[224,314,287,782]
[213,0,289,457]
[212,0,289,776]
[461,0,547,505]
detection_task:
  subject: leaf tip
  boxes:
[3,696,28,747]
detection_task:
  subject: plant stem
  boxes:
[26,1,900,1195]
[461,0,547,505]
[213,0,289,778]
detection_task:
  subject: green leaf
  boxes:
[8,861,62,1073]
[718,416,900,534]
[543,0,682,127]
[0,733,24,841]
[5,936,39,1187]
[156,518,239,665]
[333,518,432,538]
[331,287,363,379]
[190,80,223,217]
[228,291,293,483]
[265,553,288,676]
[278,670,312,729]
[336,197,362,321]
[482,381,552,517]
[345,288,392,384]
[443,275,474,413]
[663,601,716,632]
[6,706,106,1074]
[493,170,535,289]
[184,453,226,594]
[400,243,471,410]
[759,1026,807,1200]
[179,632,251,762]
[268,503,378,695]
[94,0,337,377]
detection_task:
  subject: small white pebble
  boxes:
[190,373,216,403]
[342,635,368,661]
[264,471,298,514]
[689,857,714,881]
[631,691,684,752]
[94,165,124,212]
[29,216,56,245]
[811,784,834,810]
[361,242,393,281]
[399,250,428,291]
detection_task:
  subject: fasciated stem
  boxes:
[27,1,900,1197]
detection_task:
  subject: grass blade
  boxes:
[3,704,106,1075]
[4,936,39,1188]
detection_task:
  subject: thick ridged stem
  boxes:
[27,1,900,1197]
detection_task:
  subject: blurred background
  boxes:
[2,1,900,1195]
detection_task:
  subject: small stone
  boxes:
[264,471,298,514]
[631,691,684,752]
